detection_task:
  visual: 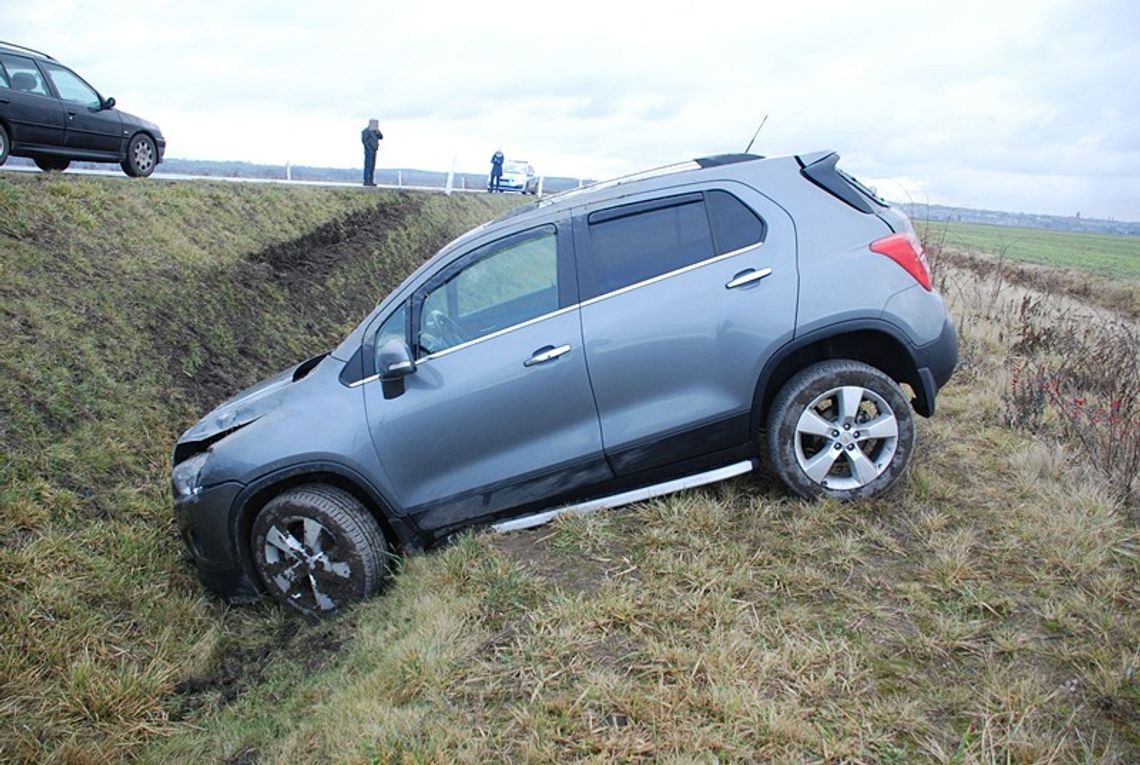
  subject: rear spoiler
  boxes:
[796,151,883,214]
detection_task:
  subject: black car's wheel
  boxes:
[121,133,157,177]
[765,360,914,501]
[251,484,393,616]
[34,156,70,172]
[0,125,9,166]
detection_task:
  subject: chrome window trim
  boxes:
[580,240,764,309]
[383,240,765,371]
[417,304,579,362]
[348,373,380,389]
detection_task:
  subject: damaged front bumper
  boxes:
[173,478,262,603]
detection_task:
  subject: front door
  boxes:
[363,222,609,532]
[41,61,123,155]
[575,183,799,475]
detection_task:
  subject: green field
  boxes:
[920,220,1140,281]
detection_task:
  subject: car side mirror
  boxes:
[102,96,116,110]
[378,339,416,381]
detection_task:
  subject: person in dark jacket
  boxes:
[489,149,504,192]
[361,119,383,186]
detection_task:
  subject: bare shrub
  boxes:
[1004,295,1140,505]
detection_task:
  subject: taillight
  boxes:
[870,233,932,291]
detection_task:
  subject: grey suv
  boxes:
[173,151,957,615]
[0,41,165,177]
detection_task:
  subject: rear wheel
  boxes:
[765,360,914,500]
[121,133,157,177]
[34,156,70,172]
[251,485,393,616]
[0,125,9,166]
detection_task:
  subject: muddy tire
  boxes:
[34,156,70,172]
[121,133,157,177]
[766,360,914,501]
[251,484,392,616]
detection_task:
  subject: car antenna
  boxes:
[744,115,769,154]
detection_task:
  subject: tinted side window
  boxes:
[585,197,714,298]
[707,190,767,254]
[419,226,559,355]
[42,62,100,108]
[0,54,50,96]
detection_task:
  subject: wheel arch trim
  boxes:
[227,461,422,583]
[750,318,933,439]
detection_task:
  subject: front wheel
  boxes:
[34,156,70,172]
[251,485,393,616]
[0,125,10,166]
[121,133,157,177]
[765,360,915,500]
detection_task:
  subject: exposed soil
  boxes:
[172,617,345,711]
[490,512,645,596]
[244,193,422,293]
[160,193,445,412]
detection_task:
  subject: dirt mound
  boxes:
[246,193,423,291]
[162,193,447,412]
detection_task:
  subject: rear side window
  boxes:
[0,54,50,96]
[586,195,713,298]
[707,190,766,254]
[582,190,766,299]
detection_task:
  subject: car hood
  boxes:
[177,353,328,446]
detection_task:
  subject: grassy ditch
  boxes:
[142,248,1140,759]
[0,173,514,763]
[2,174,1137,763]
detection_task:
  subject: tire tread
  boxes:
[765,359,914,500]
[253,484,391,615]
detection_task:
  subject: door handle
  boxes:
[725,267,773,289]
[524,344,571,367]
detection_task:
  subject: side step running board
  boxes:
[491,460,755,533]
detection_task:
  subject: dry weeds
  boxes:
[148,258,1140,763]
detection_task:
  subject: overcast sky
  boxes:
[3,0,1138,220]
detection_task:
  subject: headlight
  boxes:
[172,452,210,499]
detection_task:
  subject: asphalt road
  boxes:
[0,163,485,194]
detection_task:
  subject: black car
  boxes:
[0,41,165,177]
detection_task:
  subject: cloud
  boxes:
[2,0,1137,218]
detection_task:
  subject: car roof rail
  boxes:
[694,153,765,168]
[0,40,56,61]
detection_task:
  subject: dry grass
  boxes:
[0,174,517,763]
[4,174,1136,762]
[146,257,1140,763]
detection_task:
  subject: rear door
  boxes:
[0,53,65,149]
[575,183,798,475]
[363,220,610,531]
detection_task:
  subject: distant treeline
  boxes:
[896,201,1140,237]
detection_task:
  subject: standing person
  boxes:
[361,119,383,187]
[489,148,504,193]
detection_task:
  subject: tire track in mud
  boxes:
[162,193,440,412]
